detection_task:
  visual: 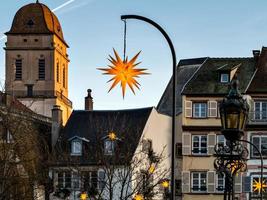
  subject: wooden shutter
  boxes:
[243,176,251,193]
[182,132,191,155]
[184,101,192,118]
[208,133,216,155]
[235,174,242,193]
[207,171,215,193]
[208,101,217,117]
[182,171,190,193]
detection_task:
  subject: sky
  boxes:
[1,0,267,110]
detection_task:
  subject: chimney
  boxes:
[253,50,260,61]
[85,89,93,111]
[51,105,62,147]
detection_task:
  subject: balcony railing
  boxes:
[248,111,267,124]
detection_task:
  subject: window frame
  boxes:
[104,139,115,155]
[251,135,267,158]
[193,102,207,118]
[38,59,45,80]
[192,135,207,155]
[217,135,226,148]
[71,139,82,156]
[191,171,207,193]
[254,101,267,121]
[58,171,71,189]
[15,59,22,80]
[220,73,229,83]
[216,173,225,192]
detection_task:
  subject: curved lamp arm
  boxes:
[121,15,177,200]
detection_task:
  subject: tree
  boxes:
[51,110,170,200]
[0,93,51,200]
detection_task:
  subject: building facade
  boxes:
[4,1,72,124]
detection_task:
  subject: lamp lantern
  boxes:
[219,76,249,141]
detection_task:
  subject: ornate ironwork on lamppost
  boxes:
[214,76,249,200]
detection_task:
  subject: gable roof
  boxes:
[157,57,207,116]
[247,47,267,93]
[55,107,153,165]
[182,57,256,95]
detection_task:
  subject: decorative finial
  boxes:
[227,74,241,99]
[36,0,39,3]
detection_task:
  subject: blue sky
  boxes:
[1,0,267,110]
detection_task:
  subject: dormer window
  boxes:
[104,140,115,155]
[71,140,82,156]
[220,73,229,83]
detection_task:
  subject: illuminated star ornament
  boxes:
[253,178,267,193]
[98,49,149,98]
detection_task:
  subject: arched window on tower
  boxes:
[15,59,22,80]
[63,66,66,88]
[38,59,45,80]
[56,61,60,83]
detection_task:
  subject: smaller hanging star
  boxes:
[98,49,149,98]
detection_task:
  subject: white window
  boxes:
[254,101,267,121]
[104,140,115,155]
[191,172,207,192]
[216,173,224,192]
[217,135,226,148]
[251,136,267,157]
[192,135,207,155]
[220,73,229,83]
[71,140,82,155]
[82,171,98,191]
[193,103,207,118]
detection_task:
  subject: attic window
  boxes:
[71,140,82,156]
[104,140,115,155]
[220,73,229,83]
[26,19,34,28]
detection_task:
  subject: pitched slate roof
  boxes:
[55,107,153,165]
[247,47,267,93]
[182,57,256,95]
[157,57,207,116]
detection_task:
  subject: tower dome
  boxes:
[6,1,67,45]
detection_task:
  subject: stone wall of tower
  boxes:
[5,35,55,96]
[5,34,72,124]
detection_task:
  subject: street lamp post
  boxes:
[214,76,250,200]
[120,15,177,200]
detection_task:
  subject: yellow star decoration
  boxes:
[253,178,267,193]
[148,165,155,174]
[134,194,144,200]
[80,192,88,200]
[98,49,149,98]
[108,132,117,141]
[161,180,170,188]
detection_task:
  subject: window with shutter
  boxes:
[38,59,45,80]
[182,171,190,193]
[191,171,207,192]
[207,133,216,155]
[207,171,215,193]
[176,143,182,158]
[15,59,22,80]
[182,133,191,155]
[192,135,207,155]
[208,101,217,117]
[185,101,192,118]
[235,174,242,193]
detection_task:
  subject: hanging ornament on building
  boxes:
[98,49,149,98]
[98,20,149,98]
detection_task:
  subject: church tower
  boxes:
[4,1,72,124]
